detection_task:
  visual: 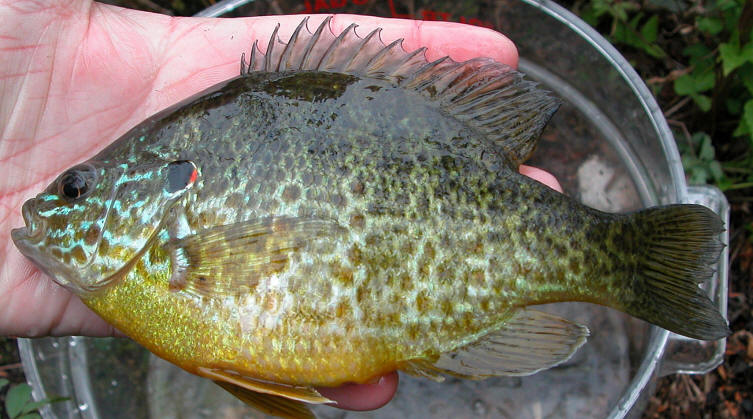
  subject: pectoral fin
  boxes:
[167,216,344,298]
[401,309,589,379]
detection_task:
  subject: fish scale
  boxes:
[87,71,586,378]
[12,17,729,418]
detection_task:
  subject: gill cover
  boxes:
[12,159,197,294]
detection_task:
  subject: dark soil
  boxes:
[2,1,751,418]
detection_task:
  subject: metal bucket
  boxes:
[19,1,729,418]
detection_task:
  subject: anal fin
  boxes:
[214,380,315,419]
[401,309,589,380]
[197,367,333,404]
[399,358,445,382]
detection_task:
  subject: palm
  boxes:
[0,1,256,336]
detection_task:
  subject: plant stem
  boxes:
[0,362,22,371]
[724,182,753,190]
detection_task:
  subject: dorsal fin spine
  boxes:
[405,57,452,92]
[344,28,382,73]
[264,24,279,71]
[451,73,513,105]
[300,17,328,70]
[243,17,561,165]
[279,20,305,71]
[364,36,401,74]
[248,40,261,73]
[431,63,469,93]
[388,46,427,83]
[316,22,355,71]
[452,84,514,110]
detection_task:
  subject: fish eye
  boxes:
[166,160,198,194]
[58,164,98,201]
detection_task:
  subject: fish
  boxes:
[12,16,729,418]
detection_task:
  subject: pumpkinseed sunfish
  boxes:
[12,17,729,418]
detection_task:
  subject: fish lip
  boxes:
[11,201,79,292]
[17,200,46,243]
[10,227,30,249]
[11,228,51,276]
[11,227,87,295]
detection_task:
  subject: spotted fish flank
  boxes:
[13,17,728,418]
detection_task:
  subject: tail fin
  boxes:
[616,204,729,340]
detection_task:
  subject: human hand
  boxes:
[0,2,561,410]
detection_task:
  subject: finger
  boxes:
[64,9,520,165]
[317,372,399,411]
[105,12,519,117]
[520,165,563,193]
[0,257,122,338]
[241,14,518,64]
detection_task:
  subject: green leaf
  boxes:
[697,16,724,35]
[677,68,715,95]
[641,15,659,43]
[698,134,715,161]
[611,1,632,21]
[691,131,709,147]
[733,116,750,136]
[693,94,713,112]
[681,128,727,185]
[675,72,714,112]
[0,378,9,391]
[645,43,667,58]
[741,63,753,94]
[689,167,709,184]
[684,44,711,60]
[586,0,611,19]
[727,96,742,114]
[717,176,734,191]
[720,42,753,76]
[17,414,41,419]
[684,44,715,73]
[674,75,694,95]
[612,13,666,58]
[581,8,600,26]
[22,396,69,414]
[695,70,716,92]
[646,0,686,13]
[5,384,33,418]
[709,160,724,182]
[613,18,640,45]
[742,100,753,136]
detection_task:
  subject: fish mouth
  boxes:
[11,201,82,293]
[13,200,46,244]
[12,227,88,295]
[11,202,55,280]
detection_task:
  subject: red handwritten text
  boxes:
[300,0,494,29]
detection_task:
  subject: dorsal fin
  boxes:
[241,16,561,166]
